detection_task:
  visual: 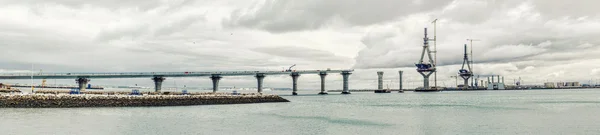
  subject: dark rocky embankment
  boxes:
[0,94,289,108]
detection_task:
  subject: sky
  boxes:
[1,0,600,90]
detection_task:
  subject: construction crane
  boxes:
[466,39,480,87]
[431,19,439,89]
[285,64,296,72]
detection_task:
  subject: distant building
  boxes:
[554,82,580,88]
[544,82,555,88]
[569,82,580,86]
[556,82,564,88]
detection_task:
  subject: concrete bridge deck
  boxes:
[0,69,353,79]
[0,69,354,95]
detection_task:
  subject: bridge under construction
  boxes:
[0,69,354,95]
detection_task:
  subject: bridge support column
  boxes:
[210,74,222,93]
[255,73,265,93]
[318,72,328,95]
[399,71,403,92]
[152,76,165,92]
[463,78,469,89]
[341,71,352,94]
[291,72,300,95]
[76,78,90,92]
[377,71,384,90]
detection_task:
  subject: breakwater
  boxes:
[0,93,289,108]
[11,85,104,90]
[34,90,215,95]
[0,89,20,93]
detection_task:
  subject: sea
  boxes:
[1,89,600,135]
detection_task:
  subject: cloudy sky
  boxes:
[1,0,600,90]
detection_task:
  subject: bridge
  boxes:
[0,69,354,95]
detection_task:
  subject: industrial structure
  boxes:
[485,75,506,90]
[415,28,437,91]
[458,44,473,89]
[0,69,354,95]
[546,82,581,88]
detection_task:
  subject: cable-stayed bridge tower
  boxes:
[459,44,473,89]
[415,28,436,91]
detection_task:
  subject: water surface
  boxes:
[1,89,600,135]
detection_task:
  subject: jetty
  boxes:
[0,83,20,93]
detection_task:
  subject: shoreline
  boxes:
[0,93,289,108]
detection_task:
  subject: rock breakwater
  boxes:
[34,90,234,95]
[0,94,289,108]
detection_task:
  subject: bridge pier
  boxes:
[377,71,384,90]
[291,72,300,95]
[152,76,166,92]
[76,78,90,92]
[318,72,328,95]
[255,73,265,93]
[341,71,351,94]
[399,71,403,92]
[210,74,222,93]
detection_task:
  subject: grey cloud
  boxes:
[353,0,600,70]
[252,46,349,61]
[95,24,149,42]
[225,0,453,33]
[3,0,600,90]
[154,16,206,36]
[251,46,354,69]
[530,0,600,19]
[95,12,207,42]
[1,0,173,11]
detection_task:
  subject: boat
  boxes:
[414,87,441,92]
[374,84,392,93]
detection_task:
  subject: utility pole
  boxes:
[466,39,480,87]
[431,19,438,89]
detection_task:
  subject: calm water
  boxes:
[1,89,600,135]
